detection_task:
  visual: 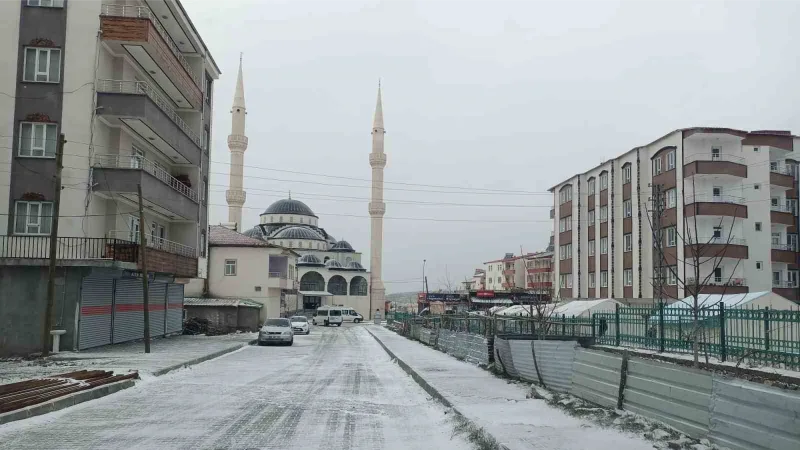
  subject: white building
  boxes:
[551,127,800,304]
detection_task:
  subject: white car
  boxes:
[290,315,310,335]
[340,308,364,323]
[312,306,343,326]
[258,318,294,346]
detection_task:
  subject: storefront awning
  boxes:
[470,298,514,304]
[299,291,333,297]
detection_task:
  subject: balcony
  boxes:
[93,154,199,221]
[683,153,746,179]
[96,80,202,166]
[685,276,748,295]
[771,243,797,264]
[769,164,795,189]
[503,269,515,275]
[107,231,196,277]
[684,236,748,259]
[267,271,297,289]
[100,5,202,109]
[770,203,795,226]
[684,193,747,219]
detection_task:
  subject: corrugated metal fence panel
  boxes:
[113,279,144,343]
[570,349,622,409]
[166,283,183,334]
[78,276,114,350]
[624,358,712,438]
[462,333,489,366]
[508,339,538,382]
[494,338,518,377]
[533,341,578,393]
[148,282,167,337]
[420,328,433,345]
[709,377,800,450]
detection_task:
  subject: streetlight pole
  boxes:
[422,259,427,314]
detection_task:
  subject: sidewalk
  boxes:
[368,326,652,450]
[0,333,256,385]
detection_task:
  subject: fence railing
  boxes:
[96,79,202,147]
[107,230,195,258]
[0,236,137,261]
[770,203,795,214]
[93,154,198,202]
[684,193,745,204]
[684,153,746,164]
[100,4,201,87]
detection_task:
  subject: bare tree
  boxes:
[437,265,456,292]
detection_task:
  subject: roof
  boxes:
[554,299,620,316]
[483,254,524,264]
[271,226,325,241]
[669,292,773,310]
[262,198,317,217]
[209,225,272,247]
[184,298,262,308]
[297,254,325,266]
[330,240,355,252]
[299,291,333,296]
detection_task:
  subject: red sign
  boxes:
[476,290,495,298]
[418,292,426,300]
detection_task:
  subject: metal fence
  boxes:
[0,236,137,261]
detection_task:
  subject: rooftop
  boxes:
[184,298,262,308]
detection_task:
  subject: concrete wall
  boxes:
[0,265,87,356]
[184,305,260,332]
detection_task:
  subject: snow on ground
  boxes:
[369,326,655,450]
[0,325,471,450]
[0,333,256,384]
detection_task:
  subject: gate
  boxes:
[78,276,114,350]
[166,283,183,334]
[113,278,145,343]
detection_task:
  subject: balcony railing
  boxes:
[770,163,793,176]
[93,154,198,202]
[684,193,745,204]
[692,236,747,246]
[268,272,287,278]
[107,230,195,258]
[771,243,797,251]
[770,203,794,214]
[686,276,747,287]
[0,236,136,261]
[684,153,745,164]
[96,79,202,147]
[772,280,799,288]
[100,5,200,86]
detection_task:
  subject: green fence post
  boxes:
[659,302,665,352]
[592,314,596,340]
[615,303,621,346]
[719,302,726,362]
[764,307,770,352]
[562,314,566,336]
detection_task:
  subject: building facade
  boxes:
[552,127,800,303]
[0,0,218,354]
[524,251,553,297]
[483,253,526,291]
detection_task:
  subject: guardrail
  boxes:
[100,4,201,86]
[107,230,195,258]
[684,193,745,204]
[771,203,795,213]
[96,79,202,147]
[693,236,747,246]
[93,154,198,202]
[684,153,745,164]
[0,236,136,261]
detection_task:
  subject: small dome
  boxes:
[330,240,354,252]
[262,199,316,217]
[325,259,344,269]
[297,254,324,266]
[271,226,324,241]
[242,226,266,239]
[346,261,366,271]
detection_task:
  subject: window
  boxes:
[787,199,797,215]
[711,147,720,160]
[789,234,798,251]
[713,226,722,239]
[754,147,760,153]
[624,269,633,286]
[666,189,677,208]
[559,186,572,204]
[789,270,799,288]
[14,201,53,235]
[588,240,595,256]
[588,178,596,195]
[600,237,608,254]
[667,266,677,286]
[623,165,632,184]
[18,122,57,157]
[224,259,237,276]
[559,216,572,232]
[600,271,608,287]
[559,244,572,260]
[667,151,676,170]
[771,197,779,207]
[131,146,144,169]
[600,206,608,222]
[756,261,763,270]
[772,232,781,246]
[773,271,781,286]
[714,267,723,283]
[589,275,596,288]
[623,199,632,218]
[666,227,677,247]
[559,274,567,288]
[566,273,573,288]
[26,0,64,6]
[588,209,595,224]
[23,47,61,83]
[770,161,778,171]
[203,126,210,152]
[624,233,632,252]
[754,184,761,190]
[600,172,608,190]
[205,72,213,104]
[755,222,762,232]
[199,230,206,257]
[653,157,662,175]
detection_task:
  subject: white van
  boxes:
[340,308,363,323]
[312,306,343,326]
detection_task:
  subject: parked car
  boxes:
[258,318,294,346]
[290,316,310,335]
[340,308,364,323]
[312,306,343,326]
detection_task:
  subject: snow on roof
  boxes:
[184,298,263,308]
[669,291,772,310]
[554,299,620,317]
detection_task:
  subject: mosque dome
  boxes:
[345,261,366,271]
[271,226,325,241]
[325,259,344,269]
[330,240,355,252]
[297,254,325,266]
[262,199,316,217]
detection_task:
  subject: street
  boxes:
[0,325,470,450]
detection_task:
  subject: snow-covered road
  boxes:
[0,325,470,450]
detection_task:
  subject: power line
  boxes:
[0,82,94,100]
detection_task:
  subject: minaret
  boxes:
[225,54,247,230]
[368,82,387,318]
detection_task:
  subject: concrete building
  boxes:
[524,251,553,298]
[551,127,800,303]
[368,84,387,318]
[0,0,218,355]
[483,253,526,291]
[470,268,485,291]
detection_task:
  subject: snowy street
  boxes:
[0,325,470,450]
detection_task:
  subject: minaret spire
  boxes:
[226,55,248,230]
[368,81,387,318]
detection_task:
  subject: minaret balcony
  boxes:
[100,5,203,110]
[226,190,247,205]
[228,135,249,150]
[369,153,387,168]
[96,79,202,166]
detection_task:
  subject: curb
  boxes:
[366,328,507,448]
[151,339,256,377]
[0,379,134,426]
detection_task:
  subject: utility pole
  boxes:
[42,134,65,357]
[650,183,665,306]
[137,184,151,353]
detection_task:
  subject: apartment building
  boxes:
[524,251,553,296]
[484,253,526,291]
[551,127,800,303]
[0,0,219,355]
[470,268,486,291]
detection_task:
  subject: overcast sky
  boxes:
[183,0,800,293]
